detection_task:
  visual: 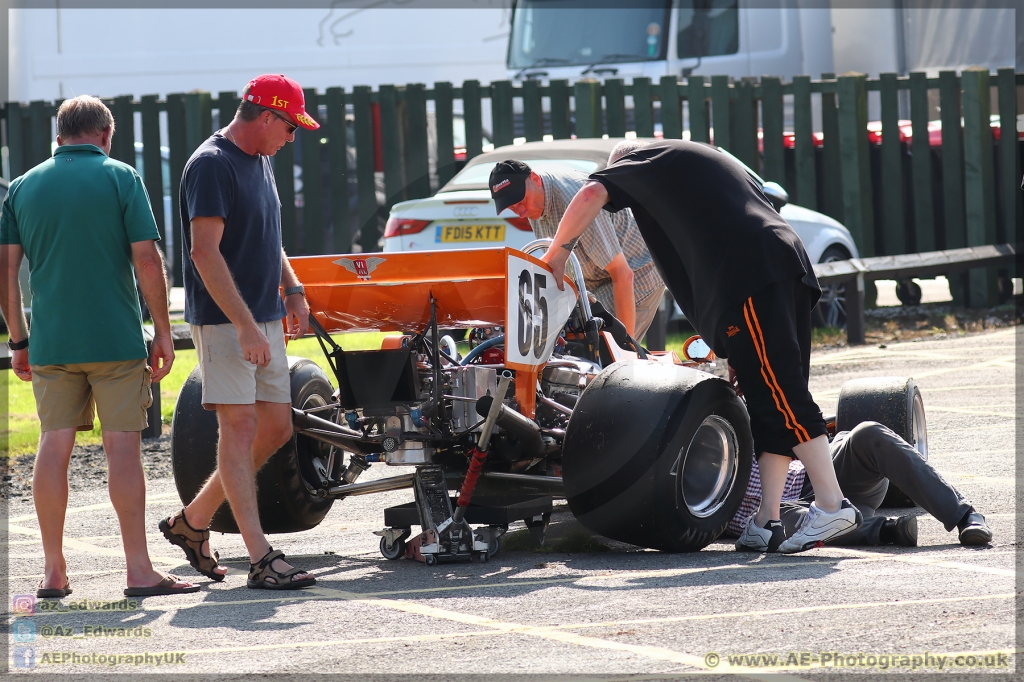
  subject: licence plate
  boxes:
[437,223,506,243]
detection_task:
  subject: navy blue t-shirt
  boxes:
[180,132,287,325]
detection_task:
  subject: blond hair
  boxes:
[609,139,648,164]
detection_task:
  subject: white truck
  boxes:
[505,1,1016,86]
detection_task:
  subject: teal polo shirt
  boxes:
[0,144,160,366]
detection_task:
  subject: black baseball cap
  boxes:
[489,159,532,213]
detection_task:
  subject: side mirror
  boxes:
[761,182,789,210]
[682,335,715,363]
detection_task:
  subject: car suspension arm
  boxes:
[452,375,511,524]
[292,408,378,456]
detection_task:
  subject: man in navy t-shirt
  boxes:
[160,75,318,590]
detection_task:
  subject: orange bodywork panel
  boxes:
[290,248,512,333]
[288,248,689,420]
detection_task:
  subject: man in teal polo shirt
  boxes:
[0,95,198,598]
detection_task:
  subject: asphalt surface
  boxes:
[3,327,1018,679]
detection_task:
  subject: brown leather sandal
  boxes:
[158,509,226,582]
[247,548,316,590]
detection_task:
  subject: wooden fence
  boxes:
[3,69,1020,307]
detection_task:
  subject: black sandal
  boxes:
[247,548,316,590]
[159,509,226,582]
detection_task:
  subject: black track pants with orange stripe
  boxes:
[716,277,827,458]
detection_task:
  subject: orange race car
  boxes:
[170,241,927,564]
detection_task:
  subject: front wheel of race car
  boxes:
[562,362,753,552]
[170,357,343,534]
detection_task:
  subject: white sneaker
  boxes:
[735,516,786,552]
[777,499,863,554]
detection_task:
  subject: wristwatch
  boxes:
[283,285,305,297]
[7,337,28,351]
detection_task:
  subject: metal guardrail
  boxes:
[813,243,1018,344]
[2,244,1015,440]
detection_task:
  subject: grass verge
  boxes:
[4,328,692,458]
[2,331,388,458]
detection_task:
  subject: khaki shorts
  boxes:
[191,321,291,409]
[31,359,152,433]
[635,286,666,343]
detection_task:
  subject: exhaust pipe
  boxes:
[476,396,557,456]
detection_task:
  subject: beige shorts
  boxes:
[191,321,291,409]
[635,286,667,343]
[31,359,152,433]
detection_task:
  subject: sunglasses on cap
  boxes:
[266,109,298,134]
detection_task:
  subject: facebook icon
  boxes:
[13,646,36,669]
[12,620,36,643]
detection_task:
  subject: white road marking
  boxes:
[924,406,1016,419]
[6,491,181,524]
[33,588,1012,677]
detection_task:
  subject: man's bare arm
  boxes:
[540,180,609,289]
[279,249,309,340]
[604,253,636,337]
[131,239,175,382]
[190,216,270,366]
[0,244,31,381]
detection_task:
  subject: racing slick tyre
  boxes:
[835,376,928,508]
[171,357,343,534]
[562,362,753,552]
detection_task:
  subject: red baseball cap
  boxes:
[244,74,320,130]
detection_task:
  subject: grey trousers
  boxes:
[780,422,973,545]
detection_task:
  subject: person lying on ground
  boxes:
[729,421,993,551]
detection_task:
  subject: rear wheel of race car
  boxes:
[171,357,343,533]
[562,362,753,552]
[835,376,927,507]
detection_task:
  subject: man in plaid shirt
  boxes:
[489,158,665,342]
[724,421,992,549]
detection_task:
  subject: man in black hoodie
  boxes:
[541,139,860,553]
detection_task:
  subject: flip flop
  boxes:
[124,575,201,597]
[37,577,72,599]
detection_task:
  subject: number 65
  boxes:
[518,270,549,359]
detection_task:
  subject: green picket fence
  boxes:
[2,70,1020,305]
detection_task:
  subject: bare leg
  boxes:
[178,402,293,577]
[210,402,309,582]
[793,434,844,512]
[104,430,193,590]
[753,452,792,527]
[33,429,76,590]
[183,401,293,528]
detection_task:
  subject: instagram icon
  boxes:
[12,594,36,615]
